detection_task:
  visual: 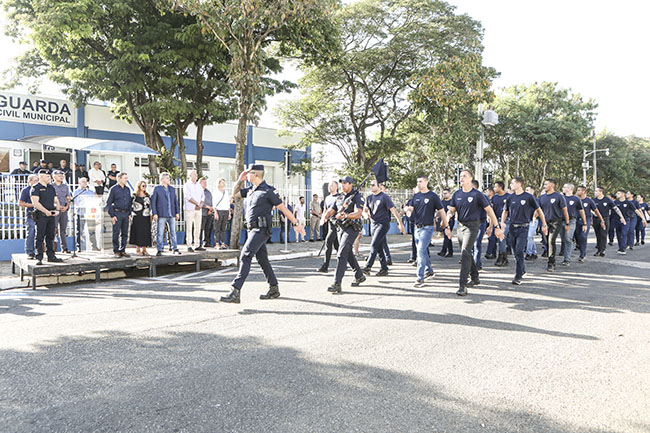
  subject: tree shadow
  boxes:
[0,331,617,433]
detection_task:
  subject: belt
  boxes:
[114,208,130,213]
[569,217,576,220]
[415,223,433,229]
[459,220,480,225]
[511,223,529,228]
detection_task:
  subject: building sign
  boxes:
[0,92,76,128]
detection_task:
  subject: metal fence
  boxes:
[1,173,415,241]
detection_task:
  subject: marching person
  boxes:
[151,172,181,256]
[52,170,72,253]
[636,194,649,245]
[317,180,340,273]
[221,165,305,303]
[593,187,622,256]
[18,174,39,259]
[184,170,204,252]
[379,184,394,265]
[105,172,133,258]
[438,188,454,258]
[538,178,570,271]
[500,177,548,285]
[575,185,605,262]
[560,183,587,266]
[524,186,540,260]
[361,180,405,276]
[613,190,635,254]
[404,174,448,288]
[484,186,497,259]
[309,194,322,242]
[446,170,502,296]
[31,169,64,265]
[492,181,510,266]
[321,176,366,294]
[626,191,646,249]
[471,179,488,271]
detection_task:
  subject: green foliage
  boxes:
[595,133,650,197]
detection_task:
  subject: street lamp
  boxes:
[583,131,609,194]
[476,104,498,188]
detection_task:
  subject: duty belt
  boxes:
[415,223,433,229]
[114,208,130,213]
[511,223,529,228]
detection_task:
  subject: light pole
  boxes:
[582,131,609,194]
[476,104,498,188]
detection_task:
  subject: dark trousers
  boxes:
[473,221,486,268]
[322,222,339,268]
[593,217,608,253]
[627,216,637,247]
[608,215,616,243]
[35,214,56,260]
[214,210,229,245]
[509,225,529,279]
[112,212,130,253]
[200,215,214,247]
[458,221,480,287]
[382,234,392,262]
[365,221,389,270]
[576,221,590,259]
[334,226,363,284]
[615,218,631,251]
[231,228,277,290]
[441,218,454,255]
[545,220,563,265]
[636,216,646,242]
[485,230,497,256]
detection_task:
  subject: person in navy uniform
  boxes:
[105,172,133,258]
[221,165,304,303]
[361,180,405,276]
[626,191,647,249]
[560,183,587,266]
[321,176,366,294]
[30,169,64,265]
[18,174,39,259]
[471,179,489,270]
[491,181,510,266]
[575,185,605,262]
[404,175,448,288]
[636,194,649,245]
[538,178,570,271]
[438,188,454,258]
[484,186,497,259]
[500,177,548,285]
[445,169,502,296]
[613,190,635,254]
[317,180,341,273]
[592,188,622,256]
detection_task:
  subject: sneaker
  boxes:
[327,283,342,293]
[593,251,601,256]
[386,260,393,266]
[187,247,194,253]
[407,258,415,263]
[413,279,425,288]
[173,249,182,255]
[608,242,613,246]
[361,267,371,275]
[376,269,389,277]
[412,261,417,267]
[560,261,570,267]
[485,254,496,259]
[634,242,640,246]
[156,251,163,257]
[351,275,366,287]
[317,266,328,273]
[456,286,468,296]
[617,250,626,255]
[530,254,537,260]
[512,278,522,285]
[599,252,606,257]
[467,279,480,287]
[424,270,435,279]
[577,257,584,263]
[628,246,634,251]
[547,263,555,272]
[524,254,532,261]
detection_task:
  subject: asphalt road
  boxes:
[1,235,649,433]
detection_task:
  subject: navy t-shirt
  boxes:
[366,192,394,224]
[579,197,596,225]
[19,185,33,217]
[450,188,491,223]
[639,202,649,217]
[629,199,640,212]
[593,196,614,218]
[31,182,56,212]
[331,190,364,215]
[615,200,636,219]
[410,191,443,226]
[564,195,583,219]
[491,193,510,218]
[539,192,567,221]
[505,192,539,224]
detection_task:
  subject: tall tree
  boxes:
[277,0,486,181]
[173,0,339,248]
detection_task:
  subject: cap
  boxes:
[39,159,47,163]
[38,168,51,175]
[19,161,27,165]
[248,164,265,171]
[339,176,355,184]
[52,169,63,175]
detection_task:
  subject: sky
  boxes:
[2,0,649,137]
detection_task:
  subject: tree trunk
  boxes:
[229,111,249,249]
[195,118,205,178]
[177,119,188,179]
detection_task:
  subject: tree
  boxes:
[485,82,598,188]
[173,0,339,248]
[277,0,486,181]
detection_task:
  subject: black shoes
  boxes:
[444,252,453,258]
[386,259,393,266]
[36,260,43,265]
[220,288,241,303]
[48,257,63,263]
[541,251,548,258]
[495,253,508,267]
[437,251,445,257]
[327,283,342,293]
[485,254,496,259]
[27,254,35,259]
[260,286,280,300]
[187,247,194,253]
[362,267,371,275]
[467,278,480,287]
[195,247,206,251]
[173,249,182,255]
[456,286,468,296]
[156,251,163,256]
[547,263,555,272]
[512,278,522,285]
[608,242,613,246]
[317,265,328,273]
[376,269,389,277]
[424,271,435,279]
[593,251,601,256]
[351,275,366,287]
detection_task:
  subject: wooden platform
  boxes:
[11,249,241,289]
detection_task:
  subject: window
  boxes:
[134,157,149,167]
[187,161,210,172]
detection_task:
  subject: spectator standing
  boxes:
[31,161,40,172]
[199,178,213,249]
[213,178,231,249]
[183,170,204,252]
[18,174,39,259]
[130,180,152,256]
[151,172,181,256]
[11,161,31,181]
[58,160,72,184]
[34,159,48,173]
[75,164,89,181]
[309,194,322,242]
[52,170,72,253]
[105,172,133,257]
[89,161,106,195]
[107,164,119,189]
[294,196,307,242]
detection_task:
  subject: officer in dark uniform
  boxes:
[321,176,365,293]
[500,177,548,285]
[221,165,304,303]
[538,178,570,271]
[31,169,64,265]
[317,180,341,273]
[592,187,623,256]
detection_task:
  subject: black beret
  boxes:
[248,164,265,171]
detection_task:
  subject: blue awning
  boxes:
[19,135,158,155]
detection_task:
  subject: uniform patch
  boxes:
[424,198,429,204]
[551,198,556,204]
[468,197,473,203]
[569,200,574,205]
[521,200,526,205]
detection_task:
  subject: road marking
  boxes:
[596,258,650,269]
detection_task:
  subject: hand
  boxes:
[336,212,346,220]
[195,205,200,210]
[542,224,548,236]
[621,218,626,225]
[486,226,493,238]
[238,170,248,182]
[214,212,219,220]
[294,224,306,236]
[565,224,570,232]
[495,227,505,241]
[398,223,405,235]
[600,221,606,230]
[51,210,59,217]
[129,215,132,222]
[444,226,452,238]
[175,214,180,221]
[111,216,117,224]
[644,220,647,228]
[153,215,158,222]
[582,224,587,233]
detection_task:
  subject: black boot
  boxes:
[494,253,506,267]
[220,288,241,303]
[260,285,280,300]
[351,275,366,287]
[327,282,342,293]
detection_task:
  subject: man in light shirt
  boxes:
[184,170,205,252]
[294,196,307,242]
[88,161,106,195]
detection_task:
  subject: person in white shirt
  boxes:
[88,161,106,195]
[213,178,231,249]
[183,170,205,252]
[294,196,307,242]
